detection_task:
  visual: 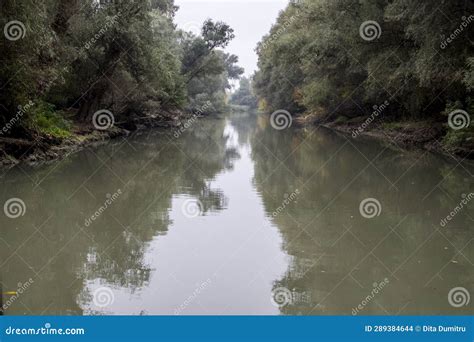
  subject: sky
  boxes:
[174,0,288,77]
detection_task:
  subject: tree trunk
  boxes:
[78,87,107,123]
[77,47,122,122]
[52,0,80,37]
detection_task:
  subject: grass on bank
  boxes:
[29,102,72,139]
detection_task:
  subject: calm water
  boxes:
[1,112,473,315]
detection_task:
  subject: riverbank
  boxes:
[0,112,184,169]
[296,115,473,160]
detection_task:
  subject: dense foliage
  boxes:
[0,0,242,139]
[230,77,258,109]
[254,0,474,127]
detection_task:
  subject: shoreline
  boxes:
[295,116,473,160]
[3,112,472,169]
[0,114,183,169]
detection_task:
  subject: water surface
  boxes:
[1,112,473,315]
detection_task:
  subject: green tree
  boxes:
[231,77,258,109]
[254,0,474,124]
[0,0,242,144]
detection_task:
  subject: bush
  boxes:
[29,102,72,138]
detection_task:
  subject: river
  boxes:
[1,111,473,315]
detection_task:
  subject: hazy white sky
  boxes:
[174,0,288,76]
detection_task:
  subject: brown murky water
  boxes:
[1,112,473,315]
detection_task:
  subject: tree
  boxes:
[0,0,242,142]
[183,19,236,84]
[254,0,474,123]
[180,20,242,114]
[231,77,258,109]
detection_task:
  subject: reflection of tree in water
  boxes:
[250,119,474,315]
[227,111,258,146]
[0,116,238,315]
